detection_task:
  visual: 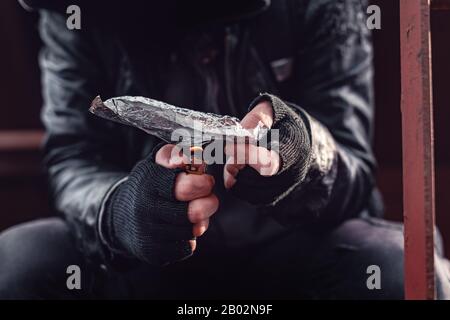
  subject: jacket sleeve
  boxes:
[264,0,377,226]
[39,10,129,263]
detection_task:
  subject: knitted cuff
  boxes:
[249,93,312,175]
[231,93,312,205]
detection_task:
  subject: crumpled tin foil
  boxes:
[90,95,266,146]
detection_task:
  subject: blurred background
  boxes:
[0,0,449,257]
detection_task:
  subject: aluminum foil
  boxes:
[90,96,265,146]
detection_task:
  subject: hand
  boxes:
[223,101,280,189]
[156,144,219,249]
[104,143,218,266]
[223,94,311,206]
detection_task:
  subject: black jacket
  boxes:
[32,0,379,265]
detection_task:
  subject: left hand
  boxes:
[223,101,280,189]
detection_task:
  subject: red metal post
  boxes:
[400,0,436,300]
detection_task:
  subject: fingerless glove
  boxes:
[231,93,312,205]
[103,147,193,266]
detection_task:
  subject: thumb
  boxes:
[155,144,188,169]
[240,101,274,129]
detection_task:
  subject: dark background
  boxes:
[0,1,449,256]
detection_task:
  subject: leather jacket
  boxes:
[30,0,379,265]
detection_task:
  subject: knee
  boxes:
[0,218,81,299]
[329,218,405,299]
[334,218,450,300]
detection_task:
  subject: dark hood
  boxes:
[19,0,271,29]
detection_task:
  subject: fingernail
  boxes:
[189,240,197,252]
[224,174,236,189]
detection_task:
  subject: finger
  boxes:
[193,219,209,237]
[175,173,215,201]
[240,101,274,129]
[224,156,244,189]
[224,143,280,176]
[187,194,219,223]
[155,144,188,169]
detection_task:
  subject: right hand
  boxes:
[155,144,219,250]
[105,144,218,266]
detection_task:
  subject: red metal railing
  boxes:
[400,0,449,300]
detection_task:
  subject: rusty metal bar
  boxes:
[400,0,436,300]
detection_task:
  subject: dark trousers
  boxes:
[0,217,449,299]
